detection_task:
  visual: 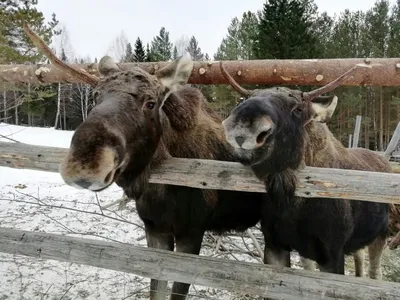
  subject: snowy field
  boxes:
[0,123,273,300]
[0,123,396,299]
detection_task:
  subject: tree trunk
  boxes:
[27,83,31,127]
[63,96,66,130]
[13,90,18,125]
[3,91,6,122]
[364,87,368,148]
[54,83,61,129]
[386,94,390,148]
[379,87,384,151]
[373,88,377,151]
[2,58,400,86]
[84,84,89,120]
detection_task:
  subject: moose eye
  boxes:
[294,107,302,113]
[145,101,156,110]
[292,106,303,115]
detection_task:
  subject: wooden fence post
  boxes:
[352,115,362,148]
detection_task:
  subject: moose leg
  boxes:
[263,243,290,300]
[368,234,387,280]
[146,229,174,300]
[318,251,345,275]
[170,232,204,300]
[300,256,316,271]
[263,243,290,267]
[353,249,365,277]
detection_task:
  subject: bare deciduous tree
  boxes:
[106,30,129,62]
[174,35,190,57]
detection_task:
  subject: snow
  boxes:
[0,123,273,300]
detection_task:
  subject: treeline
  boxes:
[1,0,400,150]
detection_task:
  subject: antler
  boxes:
[302,64,367,102]
[219,61,252,98]
[23,23,99,87]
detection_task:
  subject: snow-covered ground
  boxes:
[0,123,274,300]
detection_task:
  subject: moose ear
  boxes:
[155,56,193,93]
[98,56,121,77]
[310,95,338,123]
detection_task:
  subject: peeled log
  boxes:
[1,58,400,86]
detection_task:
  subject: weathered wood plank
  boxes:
[0,227,399,300]
[2,58,400,86]
[1,141,400,203]
[385,121,400,160]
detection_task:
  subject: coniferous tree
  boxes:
[145,43,152,61]
[132,37,146,62]
[60,47,68,62]
[122,42,134,62]
[173,46,179,59]
[150,27,173,61]
[0,0,60,64]
[185,36,204,60]
[255,0,320,59]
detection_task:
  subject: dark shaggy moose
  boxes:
[221,62,391,279]
[22,25,265,300]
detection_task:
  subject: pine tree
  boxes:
[255,0,320,59]
[173,46,179,59]
[388,0,400,57]
[61,47,68,62]
[145,43,151,61]
[132,37,146,62]
[150,27,173,61]
[185,36,204,60]
[0,0,60,64]
[122,42,134,62]
[237,11,259,59]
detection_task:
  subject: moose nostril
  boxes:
[256,130,270,145]
[104,170,114,184]
[74,179,92,189]
[235,136,246,147]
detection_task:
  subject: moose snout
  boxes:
[235,136,245,147]
[74,178,92,189]
[60,146,122,192]
[72,168,116,191]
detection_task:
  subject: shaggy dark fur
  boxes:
[60,58,264,300]
[223,87,390,279]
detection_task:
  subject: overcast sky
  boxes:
[36,0,396,61]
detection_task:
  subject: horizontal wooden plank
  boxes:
[0,227,399,300]
[1,141,400,204]
[2,58,400,86]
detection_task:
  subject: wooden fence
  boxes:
[1,227,399,300]
[2,57,400,86]
[1,57,400,299]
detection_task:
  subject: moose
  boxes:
[23,24,269,300]
[220,62,391,281]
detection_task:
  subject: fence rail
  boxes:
[2,58,400,86]
[1,227,399,300]
[1,141,400,203]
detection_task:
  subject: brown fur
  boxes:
[222,86,390,281]
[305,123,392,173]
[60,57,264,300]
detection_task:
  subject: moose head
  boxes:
[221,61,362,172]
[24,24,194,192]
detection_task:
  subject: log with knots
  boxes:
[1,57,400,86]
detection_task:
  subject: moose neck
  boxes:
[115,87,233,201]
[303,121,347,167]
